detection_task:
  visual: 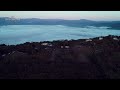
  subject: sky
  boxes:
[0,11,120,21]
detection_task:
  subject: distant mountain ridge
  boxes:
[0,17,120,30]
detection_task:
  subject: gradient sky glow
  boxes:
[0,11,120,21]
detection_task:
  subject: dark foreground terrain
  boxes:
[0,35,120,79]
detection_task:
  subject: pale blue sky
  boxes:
[0,11,120,21]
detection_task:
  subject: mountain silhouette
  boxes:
[0,17,120,29]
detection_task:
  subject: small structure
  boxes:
[99,37,103,40]
[113,37,119,41]
[34,47,38,50]
[61,46,63,48]
[65,46,70,49]
[2,54,6,57]
[45,47,48,50]
[41,43,48,46]
[48,44,52,47]
[41,43,53,46]
[12,51,16,54]
[61,45,70,49]
[86,39,92,42]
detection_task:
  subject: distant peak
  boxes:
[79,19,93,21]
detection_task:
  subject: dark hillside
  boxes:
[0,35,120,79]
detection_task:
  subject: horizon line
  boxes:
[1,16,120,21]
